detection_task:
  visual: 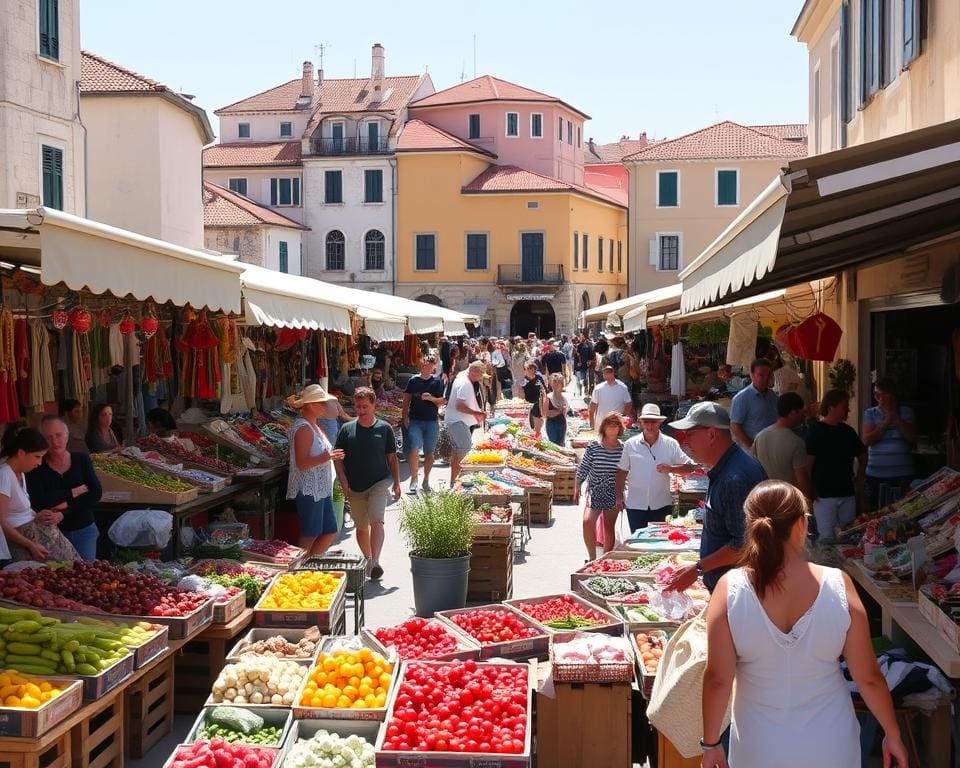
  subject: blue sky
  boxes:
[80,0,808,143]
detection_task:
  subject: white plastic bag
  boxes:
[108,508,173,548]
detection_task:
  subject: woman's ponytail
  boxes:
[738,480,808,598]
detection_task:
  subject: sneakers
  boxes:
[370,564,384,580]
[407,478,419,494]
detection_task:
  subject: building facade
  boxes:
[205,46,433,288]
[624,121,807,296]
[0,0,85,214]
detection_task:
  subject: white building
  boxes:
[80,52,214,250]
[0,0,85,213]
[204,44,433,291]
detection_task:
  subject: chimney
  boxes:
[301,61,314,100]
[588,138,595,151]
[371,43,385,95]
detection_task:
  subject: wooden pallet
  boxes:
[71,687,124,768]
[527,487,554,525]
[552,465,576,501]
[174,609,253,713]
[0,730,71,768]
[467,537,514,602]
[125,654,174,759]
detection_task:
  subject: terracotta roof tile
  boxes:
[624,121,808,162]
[409,75,589,119]
[462,166,625,208]
[751,123,808,140]
[216,74,424,115]
[585,136,655,164]
[203,142,302,168]
[202,181,306,229]
[80,51,168,93]
[396,119,495,156]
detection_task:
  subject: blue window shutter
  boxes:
[903,0,924,67]
[293,178,300,205]
[658,172,678,207]
[270,179,278,206]
[717,170,737,205]
[41,145,63,210]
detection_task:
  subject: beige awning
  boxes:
[0,207,244,313]
[649,288,790,325]
[680,118,960,312]
[362,310,407,342]
[578,283,682,328]
[332,288,477,336]
[240,264,353,332]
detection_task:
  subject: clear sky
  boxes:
[80,0,808,144]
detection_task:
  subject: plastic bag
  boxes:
[108,508,173,548]
[649,590,696,622]
[178,574,229,599]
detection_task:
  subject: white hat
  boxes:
[287,384,336,408]
[638,403,668,421]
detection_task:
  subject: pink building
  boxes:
[407,75,589,185]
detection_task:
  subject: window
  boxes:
[279,122,293,138]
[658,235,680,271]
[882,0,900,86]
[325,230,345,271]
[41,144,63,210]
[526,201,539,210]
[617,240,622,273]
[582,233,589,271]
[830,39,840,150]
[903,0,925,68]
[859,0,881,105]
[279,241,289,273]
[415,234,436,270]
[840,1,853,125]
[38,0,59,60]
[608,238,614,272]
[506,112,519,137]
[468,114,481,139]
[228,178,247,196]
[573,232,579,271]
[716,169,739,206]
[531,113,543,138]
[813,64,822,154]
[324,170,342,204]
[364,230,385,271]
[364,169,383,203]
[238,123,250,139]
[558,117,563,142]
[598,238,603,272]
[577,126,581,148]
[466,233,488,270]
[566,121,573,145]
[657,171,679,207]
[270,177,300,206]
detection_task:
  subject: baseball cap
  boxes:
[668,401,731,430]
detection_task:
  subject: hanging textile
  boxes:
[178,312,221,399]
[726,312,758,370]
[145,323,173,383]
[108,324,124,368]
[14,319,29,409]
[28,320,55,409]
[670,342,686,398]
[87,325,110,386]
[0,311,19,422]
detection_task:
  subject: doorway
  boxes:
[521,233,544,283]
[510,300,555,338]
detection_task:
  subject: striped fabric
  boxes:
[863,405,915,479]
[576,440,624,510]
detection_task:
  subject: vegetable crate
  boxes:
[361,621,481,664]
[525,487,553,526]
[467,537,514,602]
[299,553,367,635]
[0,728,72,768]
[96,469,199,505]
[124,653,175,759]
[130,624,169,668]
[504,593,624,637]
[632,629,671,701]
[160,744,281,768]
[285,718,383,756]
[0,677,82,738]
[435,605,550,660]
[64,653,135,701]
[226,627,324,664]
[551,465,576,501]
[548,633,634,684]
[918,588,960,652]
[253,572,348,631]
[212,591,247,625]
[471,493,512,508]
[185,706,293,747]
[71,686,124,768]
[571,573,658,607]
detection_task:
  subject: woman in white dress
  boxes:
[701,480,907,768]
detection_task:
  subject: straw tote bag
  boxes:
[646,608,731,758]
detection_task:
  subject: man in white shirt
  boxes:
[615,403,698,532]
[589,366,633,430]
[444,361,486,480]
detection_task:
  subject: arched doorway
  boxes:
[510,301,555,338]
[598,291,608,307]
[415,294,443,306]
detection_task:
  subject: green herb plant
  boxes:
[398,491,476,559]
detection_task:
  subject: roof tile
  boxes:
[203,142,302,168]
[396,119,495,156]
[80,51,168,93]
[624,121,808,162]
[750,123,808,140]
[409,75,589,118]
[202,181,306,229]
[462,165,625,208]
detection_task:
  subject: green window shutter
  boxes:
[365,170,383,203]
[573,232,579,270]
[608,239,613,272]
[469,114,480,139]
[292,178,301,205]
[41,145,63,210]
[598,238,603,272]
[325,171,342,203]
[279,242,288,273]
[582,234,589,270]
[270,179,278,206]
[40,0,59,59]
[717,170,738,205]
[658,172,678,207]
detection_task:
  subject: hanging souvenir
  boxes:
[98,308,113,328]
[52,308,68,330]
[141,313,159,339]
[794,312,843,361]
[178,311,221,399]
[119,314,136,335]
[68,307,92,333]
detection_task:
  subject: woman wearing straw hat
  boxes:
[285,385,345,557]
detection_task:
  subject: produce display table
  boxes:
[843,563,956,766]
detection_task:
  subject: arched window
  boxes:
[599,291,608,306]
[325,230,345,271]
[581,291,590,312]
[364,230,385,271]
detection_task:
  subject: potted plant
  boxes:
[399,490,476,617]
[828,358,857,397]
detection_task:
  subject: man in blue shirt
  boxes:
[664,401,767,593]
[729,358,778,451]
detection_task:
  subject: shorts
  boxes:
[347,477,393,527]
[403,419,439,454]
[294,493,338,537]
[812,496,856,541]
[446,420,474,453]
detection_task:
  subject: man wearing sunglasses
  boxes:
[615,403,699,533]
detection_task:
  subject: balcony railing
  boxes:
[308,137,390,156]
[497,264,565,285]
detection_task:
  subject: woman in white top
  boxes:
[0,424,79,562]
[702,480,907,768]
[285,385,345,558]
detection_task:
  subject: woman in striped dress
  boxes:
[575,412,625,559]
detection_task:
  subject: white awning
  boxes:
[578,283,682,327]
[407,316,444,335]
[333,288,478,335]
[648,289,790,325]
[444,319,469,337]
[362,310,407,342]
[240,264,352,332]
[0,207,244,313]
[622,306,647,333]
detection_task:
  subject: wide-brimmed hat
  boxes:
[638,403,667,421]
[669,401,730,430]
[287,384,336,408]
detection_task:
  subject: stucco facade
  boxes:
[205,226,303,274]
[202,165,305,225]
[0,0,85,213]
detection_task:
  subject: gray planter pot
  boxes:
[410,553,471,617]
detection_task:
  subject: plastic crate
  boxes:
[300,552,367,634]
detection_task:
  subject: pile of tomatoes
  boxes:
[445,608,540,645]
[381,660,528,754]
[371,618,462,660]
[581,558,632,574]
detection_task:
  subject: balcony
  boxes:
[497,264,565,286]
[308,137,390,156]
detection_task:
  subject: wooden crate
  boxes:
[536,679,632,768]
[174,610,253,713]
[526,487,553,525]
[96,468,198,505]
[71,688,124,768]
[467,537,513,602]
[657,731,701,768]
[125,654,175,759]
[0,729,71,768]
[552,465,576,501]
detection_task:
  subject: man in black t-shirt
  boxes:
[574,337,596,396]
[541,341,566,377]
[401,356,446,493]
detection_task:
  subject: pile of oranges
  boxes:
[0,671,68,708]
[258,571,343,610]
[299,648,393,710]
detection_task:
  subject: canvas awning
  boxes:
[578,283,682,328]
[680,118,960,312]
[648,289,791,325]
[361,310,407,342]
[0,207,243,313]
[240,264,353,332]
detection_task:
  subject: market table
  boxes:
[844,561,957,767]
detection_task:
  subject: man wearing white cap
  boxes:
[615,404,699,533]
